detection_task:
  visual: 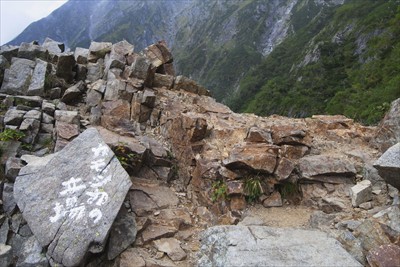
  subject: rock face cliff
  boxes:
[0,39,399,266]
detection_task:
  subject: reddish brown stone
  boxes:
[367,244,400,267]
[275,157,295,181]
[230,195,247,211]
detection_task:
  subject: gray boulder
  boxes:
[0,58,36,95]
[42,37,64,55]
[27,59,48,96]
[374,143,400,189]
[0,45,19,61]
[373,98,400,152]
[17,42,48,61]
[197,226,362,267]
[88,41,112,63]
[74,47,89,64]
[61,80,85,104]
[14,128,132,266]
[56,53,76,83]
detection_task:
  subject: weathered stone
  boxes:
[13,96,42,108]
[86,88,103,107]
[0,140,21,165]
[156,208,192,230]
[197,226,362,267]
[163,63,175,76]
[42,37,64,55]
[16,235,48,267]
[262,191,283,207]
[107,206,137,260]
[88,41,112,62]
[86,61,104,82]
[24,109,41,120]
[351,180,372,207]
[226,180,244,195]
[0,244,12,267]
[154,238,187,261]
[359,201,373,210]
[20,118,41,144]
[4,109,26,126]
[90,106,102,125]
[0,45,18,61]
[223,143,279,174]
[40,123,54,134]
[130,55,153,84]
[271,123,311,147]
[14,128,132,266]
[27,58,48,96]
[230,195,247,211]
[74,47,89,64]
[373,98,400,152]
[374,143,400,190]
[56,53,76,82]
[3,183,16,215]
[17,42,48,60]
[153,73,174,89]
[75,63,87,81]
[54,110,79,124]
[0,218,9,244]
[298,154,357,183]
[245,127,273,143]
[367,244,400,267]
[55,121,79,140]
[0,58,35,95]
[129,179,179,216]
[142,224,178,244]
[274,157,295,181]
[104,40,133,73]
[104,70,126,101]
[0,55,9,85]
[119,248,146,267]
[48,87,61,100]
[61,80,85,104]
[173,75,210,96]
[141,88,156,108]
[41,112,54,124]
[5,157,23,181]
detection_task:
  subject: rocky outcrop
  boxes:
[0,38,399,266]
[197,225,362,266]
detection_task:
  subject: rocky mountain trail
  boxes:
[0,38,399,266]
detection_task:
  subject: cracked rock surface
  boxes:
[13,128,132,266]
[196,225,362,267]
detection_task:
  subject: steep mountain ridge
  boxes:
[6,0,400,124]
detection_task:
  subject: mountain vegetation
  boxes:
[7,0,400,124]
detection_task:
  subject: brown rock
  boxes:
[142,224,178,243]
[55,121,79,140]
[367,244,400,267]
[173,75,210,96]
[119,248,146,267]
[271,123,311,147]
[275,157,295,181]
[245,127,272,143]
[280,145,309,159]
[298,154,356,183]
[262,191,283,207]
[154,238,187,261]
[224,143,279,174]
[226,180,244,195]
[230,195,247,211]
[153,73,174,89]
[157,208,192,230]
[102,99,131,120]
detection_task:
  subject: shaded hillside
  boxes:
[229,0,400,124]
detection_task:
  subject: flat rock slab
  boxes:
[14,128,132,266]
[374,143,400,189]
[197,226,362,267]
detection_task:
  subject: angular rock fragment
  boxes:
[14,128,132,266]
[351,180,372,207]
[0,58,36,95]
[374,143,400,190]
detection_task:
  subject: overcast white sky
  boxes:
[0,0,67,45]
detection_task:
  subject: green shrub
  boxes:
[244,175,264,203]
[211,180,228,202]
[0,129,25,141]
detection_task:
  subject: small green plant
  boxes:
[278,181,302,204]
[211,180,228,202]
[21,143,34,151]
[114,143,140,169]
[244,175,264,203]
[0,129,25,141]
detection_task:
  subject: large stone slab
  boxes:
[14,128,132,266]
[0,58,35,95]
[197,226,362,267]
[374,143,400,190]
[298,154,356,183]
